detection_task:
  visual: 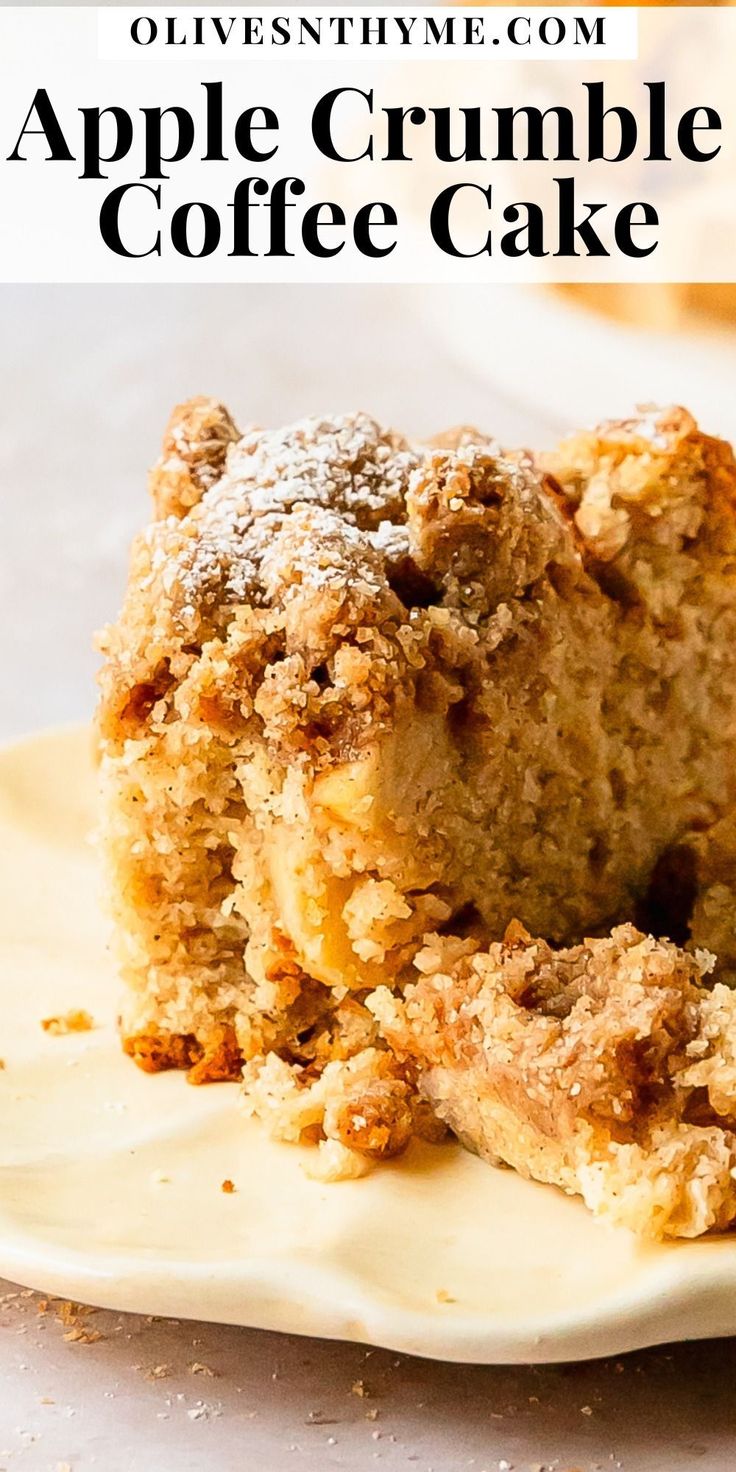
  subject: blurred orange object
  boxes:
[557,284,736,333]
[457,1,730,7]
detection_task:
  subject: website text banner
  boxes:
[0,7,733,283]
[98,8,639,64]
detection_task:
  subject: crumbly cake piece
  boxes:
[98,402,736,1213]
[371,924,736,1239]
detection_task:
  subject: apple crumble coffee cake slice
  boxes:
[97,401,736,1223]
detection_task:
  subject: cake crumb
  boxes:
[187,1400,222,1422]
[436,1288,456,1303]
[189,1361,216,1377]
[42,1010,94,1036]
[57,1301,89,1326]
[63,1326,103,1345]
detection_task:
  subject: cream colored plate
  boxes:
[2,726,736,1364]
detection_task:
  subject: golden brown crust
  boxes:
[123,1029,202,1075]
[186,1025,244,1084]
[123,1026,243,1084]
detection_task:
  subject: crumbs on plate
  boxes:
[42,1010,94,1035]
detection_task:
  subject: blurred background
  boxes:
[3,280,736,741]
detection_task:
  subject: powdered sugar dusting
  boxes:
[224,413,419,529]
[170,413,422,624]
[368,519,412,564]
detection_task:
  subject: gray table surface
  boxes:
[1,283,734,1471]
